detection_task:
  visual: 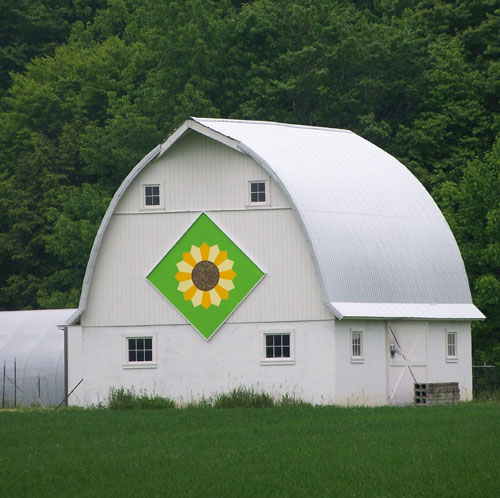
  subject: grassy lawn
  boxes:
[0,403,498,497]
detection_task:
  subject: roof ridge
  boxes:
[192,117,352,134]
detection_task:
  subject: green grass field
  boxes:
[0,404,498,497]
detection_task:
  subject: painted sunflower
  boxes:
[174,243,236,309]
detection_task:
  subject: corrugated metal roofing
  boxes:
[192,118,483,320]
[71,118,484,323]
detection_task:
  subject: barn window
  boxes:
[123,334,157,368]
[261,331,295,365]
[249,181,268,204]
[351,330,364,363]
[446,331,457,361]
[144,185,160,206]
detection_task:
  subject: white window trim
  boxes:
[248,180,270,206]
[260,329,295,366]
[141,183,164,210]
[350,329,364,363]
[446,330,458,363]
[123,333,157,369]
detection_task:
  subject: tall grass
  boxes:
[108,387,175,410]
[0,403,498,497]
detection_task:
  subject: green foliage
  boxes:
[0,0,498,365]
[108,387,175,410]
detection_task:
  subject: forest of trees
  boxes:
[0,0,498,367]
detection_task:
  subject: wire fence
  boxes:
[472,364,499,401]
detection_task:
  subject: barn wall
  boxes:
[68,320,336,406]
[83,132,331,327]
[334,320,388,406]
[426,321,472,400]
[333,319,472,405]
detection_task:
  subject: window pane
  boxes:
[257,192,265,202]
[274,347,282,358]
[137,351,145,362]
[145,338,152,349]
[251,183,258,193]
[129,351,136,362]
[275,335,282,346]
[266,335,273,346]
[251,192,258,202]
[137,338,144,349]
[145,186,152,195]
[282,335,290,346]
[283,346,290,357]
[145,197,153,206]
[128,338,136,350]
[145,350,153,362]
[152,186,159,195]
[266,346,274,358]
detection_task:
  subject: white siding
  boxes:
[115,132,289,214]
[334,319,472,405]
[334,320,388,406]
[83,133,330,327]
[69,320,336,406]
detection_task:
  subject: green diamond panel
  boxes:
[147,213,265,340]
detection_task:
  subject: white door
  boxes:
[387,321,428,404]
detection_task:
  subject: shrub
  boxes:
[108,387,175,410]
[213,386,274,408]
[278,394,312,408]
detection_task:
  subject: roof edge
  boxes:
[328,302,486,321]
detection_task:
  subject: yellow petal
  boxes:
[190,245,202,263]
[208,245,220,262]
[217,259,233,272]
[191,289,203,307]
[218,279,234,291]
[201,291,211,309]
[175,272,192,282]
[214,250,227,266]
[184,286,197,301]
[209,289,221,306]
[177,280,194,292]
[183,252,197,267]
[200,242,210,261]
[176,260,193,273]
[220,269,236,280]
[214,285,229,300]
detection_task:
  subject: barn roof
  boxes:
[68,118,483,324]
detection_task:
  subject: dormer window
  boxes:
[249,181,268,205]
[144,185,160,207]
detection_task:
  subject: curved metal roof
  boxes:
[69,118,483,324]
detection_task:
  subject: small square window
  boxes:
[261,331,295,365]
[249,181,268,205]
[446,331,457,361]
[144,185,160,207]
[124,334,156,368]
[351,330,364,363]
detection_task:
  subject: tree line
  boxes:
[0,0,498,366]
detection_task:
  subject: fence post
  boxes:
[2,361,5,408]
[14,357,17,408]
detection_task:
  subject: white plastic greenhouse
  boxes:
[0,309,76,407]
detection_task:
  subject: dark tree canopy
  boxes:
[0,0,498,367]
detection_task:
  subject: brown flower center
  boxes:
[191,261,219,291]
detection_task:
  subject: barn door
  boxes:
[387,321,428,404]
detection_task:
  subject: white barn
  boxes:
[67,118,484,406]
